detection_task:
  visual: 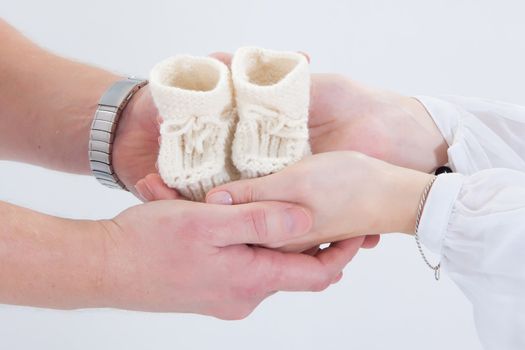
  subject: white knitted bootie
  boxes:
[150,55,237,201]
[231,47,311,178]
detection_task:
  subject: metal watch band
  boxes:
[89,77,148,190]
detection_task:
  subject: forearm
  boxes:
[0,19,121,174]
[0,200,109,309]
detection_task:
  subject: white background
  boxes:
[1,1,524,349]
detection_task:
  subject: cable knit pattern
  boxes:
[231,47,311,178]
[149,55,237,201]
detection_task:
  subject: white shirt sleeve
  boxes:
[417,171,525,350]
[414,95,525,174]
[411,96,525,348]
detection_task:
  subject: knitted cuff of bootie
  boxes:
[150,55,237,201]
[231,47,311,179]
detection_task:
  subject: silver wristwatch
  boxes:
[89,77,148,190]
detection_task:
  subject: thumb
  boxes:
[135,173,183,202]
[202,201,312,246]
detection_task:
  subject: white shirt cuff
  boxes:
[417,173,465,255]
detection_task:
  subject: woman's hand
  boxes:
[205,152,433,252]
[99,199,363,318]
[209,53,447,172]
[308,74,448,172]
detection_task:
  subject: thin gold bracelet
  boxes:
[414,176,441,281]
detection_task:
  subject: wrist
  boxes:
[93,217,146,310]
[90,79,150,191]
[397,96,449,172]
[383,168,435,234]
[69,218,117,308]
[81,74,124,172]
[401,171,435,235]
[91,218,127,309]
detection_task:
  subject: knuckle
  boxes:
[240,183,256,203]
[231,259,272,301]
[232,273,267,301]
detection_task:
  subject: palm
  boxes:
[112,86,160,196]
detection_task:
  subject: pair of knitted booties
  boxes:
[149,47,311,201]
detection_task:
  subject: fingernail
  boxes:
[284,207,311,236]
[206,191,233,205]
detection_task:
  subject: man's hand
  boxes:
[205,151,433,252]
[100,199,362,318]
[111,86,182,199]
[0,197,362,315]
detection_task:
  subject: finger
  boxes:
[261,236,364,292]
[314,237,364,272]
[271,241,323,253]
[135,179,154,202]
[362,234,380,249]
[303,246,320,256]
[136,173,182,201]
[209,52,233,67]
[206,201,312,246]
[206,173,288,205]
